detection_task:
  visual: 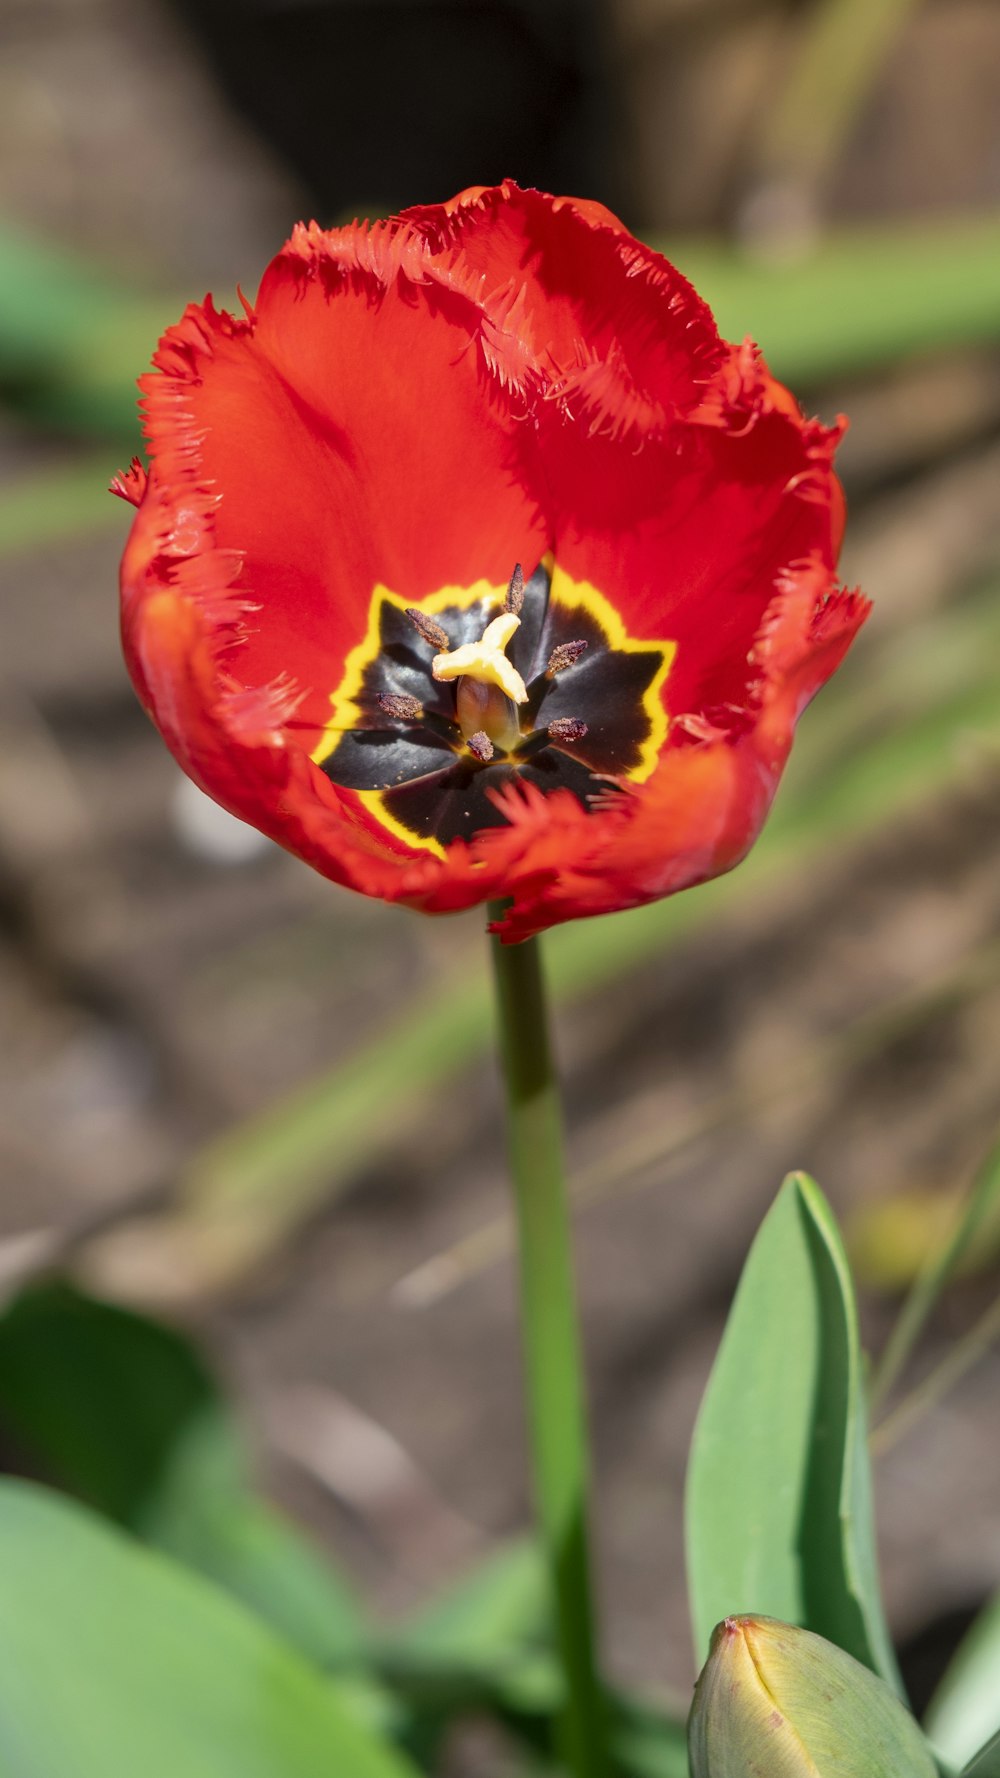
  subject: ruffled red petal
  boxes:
[535,343,846,724]
[482,558,870,942]
[394,182,724,434]
[109,456,148,507]
[139,247,548,744]
[398,198,847,735]
[121,483,440,887]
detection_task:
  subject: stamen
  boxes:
[467,730,495,763]
[548,717,588,744]
[515,716,589,761]
[546,639,588,677]
[504,563,525,616]
[406,608,450,651]
[432,612,528,705]
[376,691,423,721]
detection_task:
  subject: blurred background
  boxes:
[1,0,999,1755]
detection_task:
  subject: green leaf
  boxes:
[659,213,1000,386]
[609,1694,689,1778]
[0,224,143,368]
[144,1413,365,1668]
[0,1281,214,1525]
[0,222,170,437]
[393,1537,548,1664]
[377,1544,687,1775]
[0,1282,365,1666]
[0,1479,419,1778]
[0,455,124,558]
[925,1591,1000,1771]
[374,1542,552,1762]
[685,1172,900,1693]
[963,1731,1000,1777]
[378,1645,688,1778]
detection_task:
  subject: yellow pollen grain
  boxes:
[431,612,528,704]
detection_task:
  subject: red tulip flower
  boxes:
[117,182,868,941]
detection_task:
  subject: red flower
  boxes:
[118,181,868,942]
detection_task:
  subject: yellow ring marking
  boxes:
[547,563,675,786]
[312,564,676,858]
[311,578,504,769]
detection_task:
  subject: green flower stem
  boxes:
[488,905,607,1778]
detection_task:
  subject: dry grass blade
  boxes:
[393,940,1000,1309]
[871,1289,1000,1458]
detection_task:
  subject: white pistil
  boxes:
[431,612,528,705]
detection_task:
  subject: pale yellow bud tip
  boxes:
[689,1616,937,1778]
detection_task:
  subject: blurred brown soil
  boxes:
[1,0,999,1730]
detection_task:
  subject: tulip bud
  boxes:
[689,1615,937,1778]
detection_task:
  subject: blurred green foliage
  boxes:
[927,1591,1000,1773]
[0,1479,418,1778]
[1,11,999,1745]
[0,1282,690,1775]
[4,1168,995,1774]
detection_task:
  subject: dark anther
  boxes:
[548,717,588,744]
[376,691,423,721]
[467,730,495,763]
[405,608,450,651]
[504,563,525,616]
[546,639,588,676]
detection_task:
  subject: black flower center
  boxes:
[314,560,674,852]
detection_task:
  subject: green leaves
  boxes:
[659,212,1000,386]
[0,1281,688,1773]
[0,1281,214,1525]
[381,1541,690,1776]
[390,1536,548,1671]
[681,1175,999,1771]
[962,1730,1000,1777]
[925,1591,1000,1773]
[686,1172,900,1692]
[143,1414,366,1668]
[0,1479,419,1778]
[0,1195,977,1778]
[0,222,168,437]
[0,1282,365,1667]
